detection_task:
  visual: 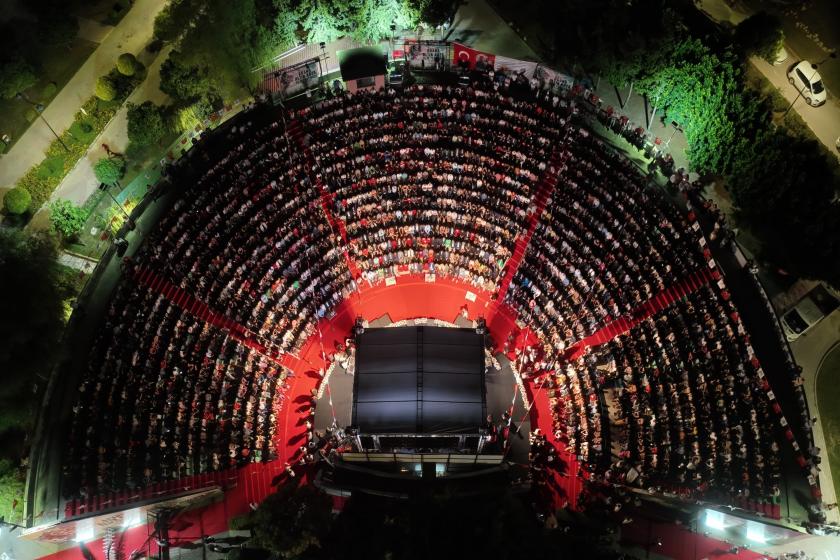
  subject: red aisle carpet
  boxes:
[495,150,562,303]
[563,266,717,361]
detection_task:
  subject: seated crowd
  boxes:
[66,79,786,512]
[293,83,570,289]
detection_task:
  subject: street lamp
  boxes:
[16,91,69,152]
[98,182,134,229]
[390,23,397,60]
[783,52,836,118]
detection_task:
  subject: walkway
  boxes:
[495,148,563,302]
[0,0,168,191]
[26,44,174,232]
[286,118,361,279]
[562,266,717,361]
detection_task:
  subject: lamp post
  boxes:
[390,23,397,63]
[783,52,836,118]
[16,91,69,152]
[98,182,134,228]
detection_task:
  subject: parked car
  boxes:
[787,61,827,106]
[781,285,839,341]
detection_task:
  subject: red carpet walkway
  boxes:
[495,149,564,302]
[286,118,360,279]
[132,266,285,367]
[562,266,717,361]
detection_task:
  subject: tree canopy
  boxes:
[93,157,125,186]
[94,75,118,101]
[127,101,167,146]
[0,58,38,99]
[249,482,333,558]
[117,53,140,76]
[159,54,213,102]
[48,199,88,239]
[734,12,784,64]
[0,229,70,425]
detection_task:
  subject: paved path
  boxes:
[789,310,840,524]
[26,44,173,232]
[76,16,114,44]
[0,0,168,192]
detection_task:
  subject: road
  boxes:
[742,0,840,94]
[697,0,840,158]
[0,0,168,192]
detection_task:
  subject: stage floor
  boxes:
[313,315,530,466]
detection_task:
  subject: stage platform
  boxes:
[313,315,530,466]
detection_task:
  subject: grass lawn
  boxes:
[816,344,840,503]
[0,38,97,154]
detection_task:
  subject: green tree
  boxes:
[249,482,333,558]
[49,199,87,239]
[117,52,139,76]
[729,130,840,285]
[95,75,117,101]
[0,229,70,428]
[273,0,301,50]
[634,39,766,176]
[3,187,31,215]
[126,101,167,146]
[93,157,125,186]
[153,0,200,43]
[351,0,419,43]
[411,0,458,27]
[173,98,213,132]
[299,0,350,43]
[0,58,37,99]
[159,54,212,102]
[551,0,675,77]
[734,12,784,64]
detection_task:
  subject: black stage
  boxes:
[314,317,530,466]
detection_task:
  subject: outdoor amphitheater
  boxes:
[13,42,835,560]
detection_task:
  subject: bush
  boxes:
[735,12,784,64]
[146,38,164,53]
[127,101,166,146]
[3,187,31,215]
[93,157,125,185]
[0,58,37,99]
[41,81,58,100]
[95,75,117,101]
[48,199,88,239]
[117,53,138,76]
[24,108,38,122]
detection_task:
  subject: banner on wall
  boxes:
[532,65,575,89]
[261,57,322,100]
[493,55,539,79]
[452,42,496,72]
[403,40,451,71]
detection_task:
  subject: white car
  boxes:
[787,61,827,106]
